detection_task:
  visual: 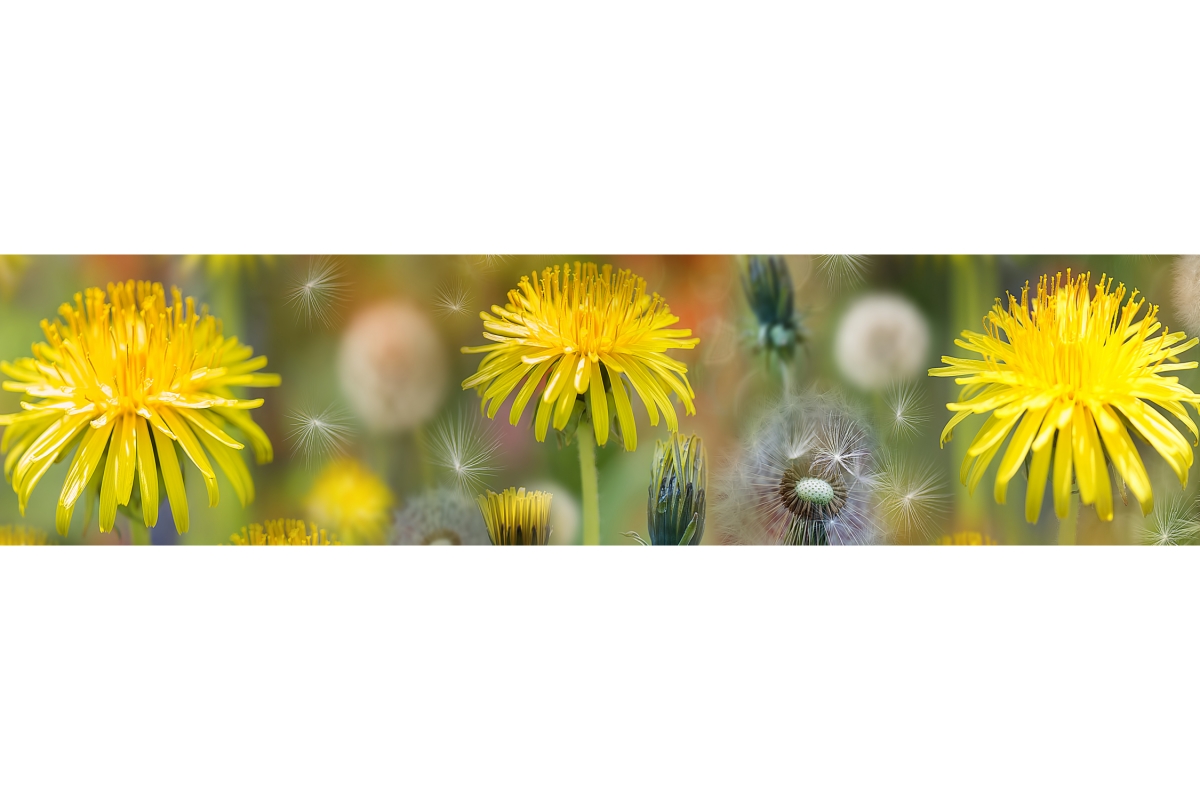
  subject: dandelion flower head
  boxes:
[0,281,280,535]
[230,519,340,546]
[477,487,554,546]
[0,524,56,546]
[305,458,394,545]
[462,262,699,452]
[930,270,1200,523]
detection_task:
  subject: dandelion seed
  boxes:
[287,255,348,328]
[429,408,502,497]
[468,254,510,273]
[285,404,352,466]
[885,382,930,441]
[813,255,870,288]
[1140,492,1200,546]
[878,456,949,541]
[433,278,474,317]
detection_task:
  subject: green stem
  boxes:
[1057,494,1078,546]
[578,425,600,546]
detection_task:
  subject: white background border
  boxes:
[3,2,1200,798]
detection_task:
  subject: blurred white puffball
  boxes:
[833,293,930,391]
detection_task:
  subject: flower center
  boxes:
[794,477,835,506]
[779,461,848,522]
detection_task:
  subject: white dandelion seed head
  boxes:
[813,255,870,288]
[1140,491,1200,546]
[1171,255,1200,333]
[834,293,931,391]
[429,407,502,497]
[391,486,491,546]
[338,300,448,433]
[287,255,349,328]
[432,277,474,318]
[877,455,949,542]
[285,403,353,466]
[714,392,882,546]
[885,381,930,441]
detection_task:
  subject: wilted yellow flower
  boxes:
[305,458,394,544]
[230,519,340,546]
[0,281,280,535]
[477,487,554,545]
[935,531,997,546]
[0,524,56,546]
[461,262,699,452]
[931,271,1200,523]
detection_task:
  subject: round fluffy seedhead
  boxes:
[392,486,491,546]
[338,301,448,434]
[834,293,930,391]
[714,391,881,546]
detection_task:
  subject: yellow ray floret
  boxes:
[477,487,554,546]
[930,270,1200,523]
[461,262,699,451]
[0,281,281,535]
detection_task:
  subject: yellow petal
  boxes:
[607,367,637,452]
[152,422,189,533]
[158,406,218,507]
[1025,431,1054,523]
[1053,413,1075,519]
[588,360,609,447]
[135,417,159,527]
[995,406,1048,504]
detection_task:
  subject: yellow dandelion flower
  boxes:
[230,519,340,546]
[477,487,553,546]
[0,524,58,546]
[461,262,699,453]
[305,458,394,545]
[0,281,280,536]
[935,531,997,546]
[930,271,1200,524]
